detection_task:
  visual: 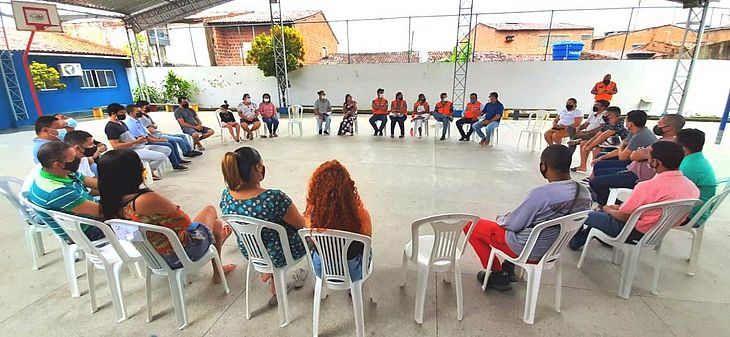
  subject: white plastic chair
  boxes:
[577,198,700,299]
[105,219,230,330]
[288,105,304,136]
[401,213,479,323]
[214,112,232,144]
[46,210,144,322]
[221,215,307,327]
[517,110,550,149]
[434,119,451,139]
[481,211,591,324]
[298,229,375,337]
[0,176,52,271]
[674,178,730,276]
[24,198,92,297]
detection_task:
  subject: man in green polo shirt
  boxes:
[677,128,717,226]
[28,141,104,243]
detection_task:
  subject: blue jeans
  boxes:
[262,117,279,134]
[147,141,182,167]
[593,160,631,174]
[389,115,407,136]
[369,115,387,133]
[569,211,626,249]
[589,170,639,205]
[432,112,451,137]
[311,251,372,282]
[161,134,192,155]
[472,120,500,142]
[316,114,331,133]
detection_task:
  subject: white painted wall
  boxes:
[128,60,730,117]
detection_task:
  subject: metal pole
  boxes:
[471,14,478,62]
[278,0,289,107]
[620,7,635,60]
[132,30,149,96]
[153,27,163,66]
[543,10,554,61]
[188,25,198,66]
[407,16,412,63]
[126,29,143,97]
[346,20,351,64]
[22,30,41,117]
[678,1,710,114]
[716,90,730,145]
[143,31,155,67]
[633,0,642,31]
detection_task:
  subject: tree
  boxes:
[30,61,66,90]
[442,44,472,63]
[246,25,305,77]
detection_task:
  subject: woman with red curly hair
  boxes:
[305,160,372,281]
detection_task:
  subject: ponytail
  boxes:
[222,152,243,190]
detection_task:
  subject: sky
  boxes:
[208,0,730,53]
[2,0,730,53]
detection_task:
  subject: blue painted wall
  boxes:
[0,53,131,129]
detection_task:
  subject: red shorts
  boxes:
[464,219,518,272]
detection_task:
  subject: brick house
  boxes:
[591,24,696,54]
[205,10,338,66]
[467,23,594,55]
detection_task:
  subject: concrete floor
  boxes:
[0,112,729,337]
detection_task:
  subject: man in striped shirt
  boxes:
[28,141,104,243]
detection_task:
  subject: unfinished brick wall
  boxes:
[471,24,594,55]
[592,25,696,52]
[293,12,339,64]
[210,25,269,66]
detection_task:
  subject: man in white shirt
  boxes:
[544,98,583,145]
[566,99,609,153]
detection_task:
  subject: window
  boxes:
[538,34,571,48]
[80,69,117,88]
[580,34,593,40]
[505,35,515,42]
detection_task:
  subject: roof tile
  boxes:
[1,27,127,57]
[207,10,321,24]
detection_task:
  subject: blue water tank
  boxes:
[552,41,585,61]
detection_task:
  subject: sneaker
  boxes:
[319,129,323,135]
[179,159,192,164]
[440,136,446,141]
[184,151,203,157]
[391,134,395,138]
[261,135,268,139]
[502,261,518,282]
[272,134,278,138]
[292,268,308,288]
[323,131,330,135]
[373,132,378,136]
[173,165,189,171]
[486,272,513,291]
[399,135,405,138]
[195,144,206,151]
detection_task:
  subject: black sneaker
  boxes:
[477,271,512,291]
[440,136,446,141]
[173,165,189,171]
[323,131,330,135]
[319,129,323,135]
[502,261,518,282]
[183,151,202,157]
[179,159,192,164]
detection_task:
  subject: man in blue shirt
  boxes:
[32,116,65,164]
[471,92,504,146]
[123,104,188,170]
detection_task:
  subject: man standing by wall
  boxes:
[591,74,618,102]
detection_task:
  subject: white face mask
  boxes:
[378,94,384,99]
[321,96,326,100]
[441,97,447,102]
[263,98,270,103]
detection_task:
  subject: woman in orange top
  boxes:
[305,160,372,281]
[433,92,454,141]
[388,92,408,138]
[411,93,431,139]
[456,92,481,141]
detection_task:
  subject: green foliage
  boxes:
[442,44,472,63]
[123,33,152,66]
[30,61,66,90]
[133,84,162,103]
[246,25,305,77]
[162,71,195,103]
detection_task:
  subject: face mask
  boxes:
[653,125,665,136]
[56,128,67,141]
[62,156,82,172]
[321,96,326,100]
[566,104,575,111]
[470,99,477,104]
[397,97,403,101]
[82,145,97,157]
[135,112,144,118]
[419,97,425,102]
[244,99,250,104]
[603,79,610,84]
[378,94,384,99]
[649,158,659,171]
[592,106,599,112]
[602,116,610,123]
[143,106,150,113]
[116,113,126,121]
[263,98,270,103]
[181,103,189,108]
[441,98,447,102]
[65,118,78,129]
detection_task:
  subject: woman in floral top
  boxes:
[220,146,307,305]
[97,149,235,283]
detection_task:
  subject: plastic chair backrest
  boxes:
[0,176,43,227]
[516,210,591,265]
[409,213,480,267]
[288,105,303,121]
[221,215,295,271]
[683,178,730,227]
[45,209,137,268]
[617,199,700,247]
[106,219,193,273]
[533,110,550,131]
[299,229,372,285]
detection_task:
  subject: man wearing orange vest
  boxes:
[456,92,481,141]
[389,92,408,138]
[433,92,454,141]
[369,88,389,136]
[591,74,618,102]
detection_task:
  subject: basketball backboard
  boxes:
[11,1,63,33]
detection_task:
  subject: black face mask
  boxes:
[592,106,600,112]
[116,113,126,121]
[181,103,189,108]
[135,112,144,118]
[419,97,425,102]
[602,116,610,123]
[62,157,82,172]
[603,80,610,85]
[653,125,665,136]
[82,145,98,157]
[566,104,575,111]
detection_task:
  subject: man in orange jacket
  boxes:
[591,74,618,102]
[456,92,481,141]
[369,88,389,136]
[433,92,454,141]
